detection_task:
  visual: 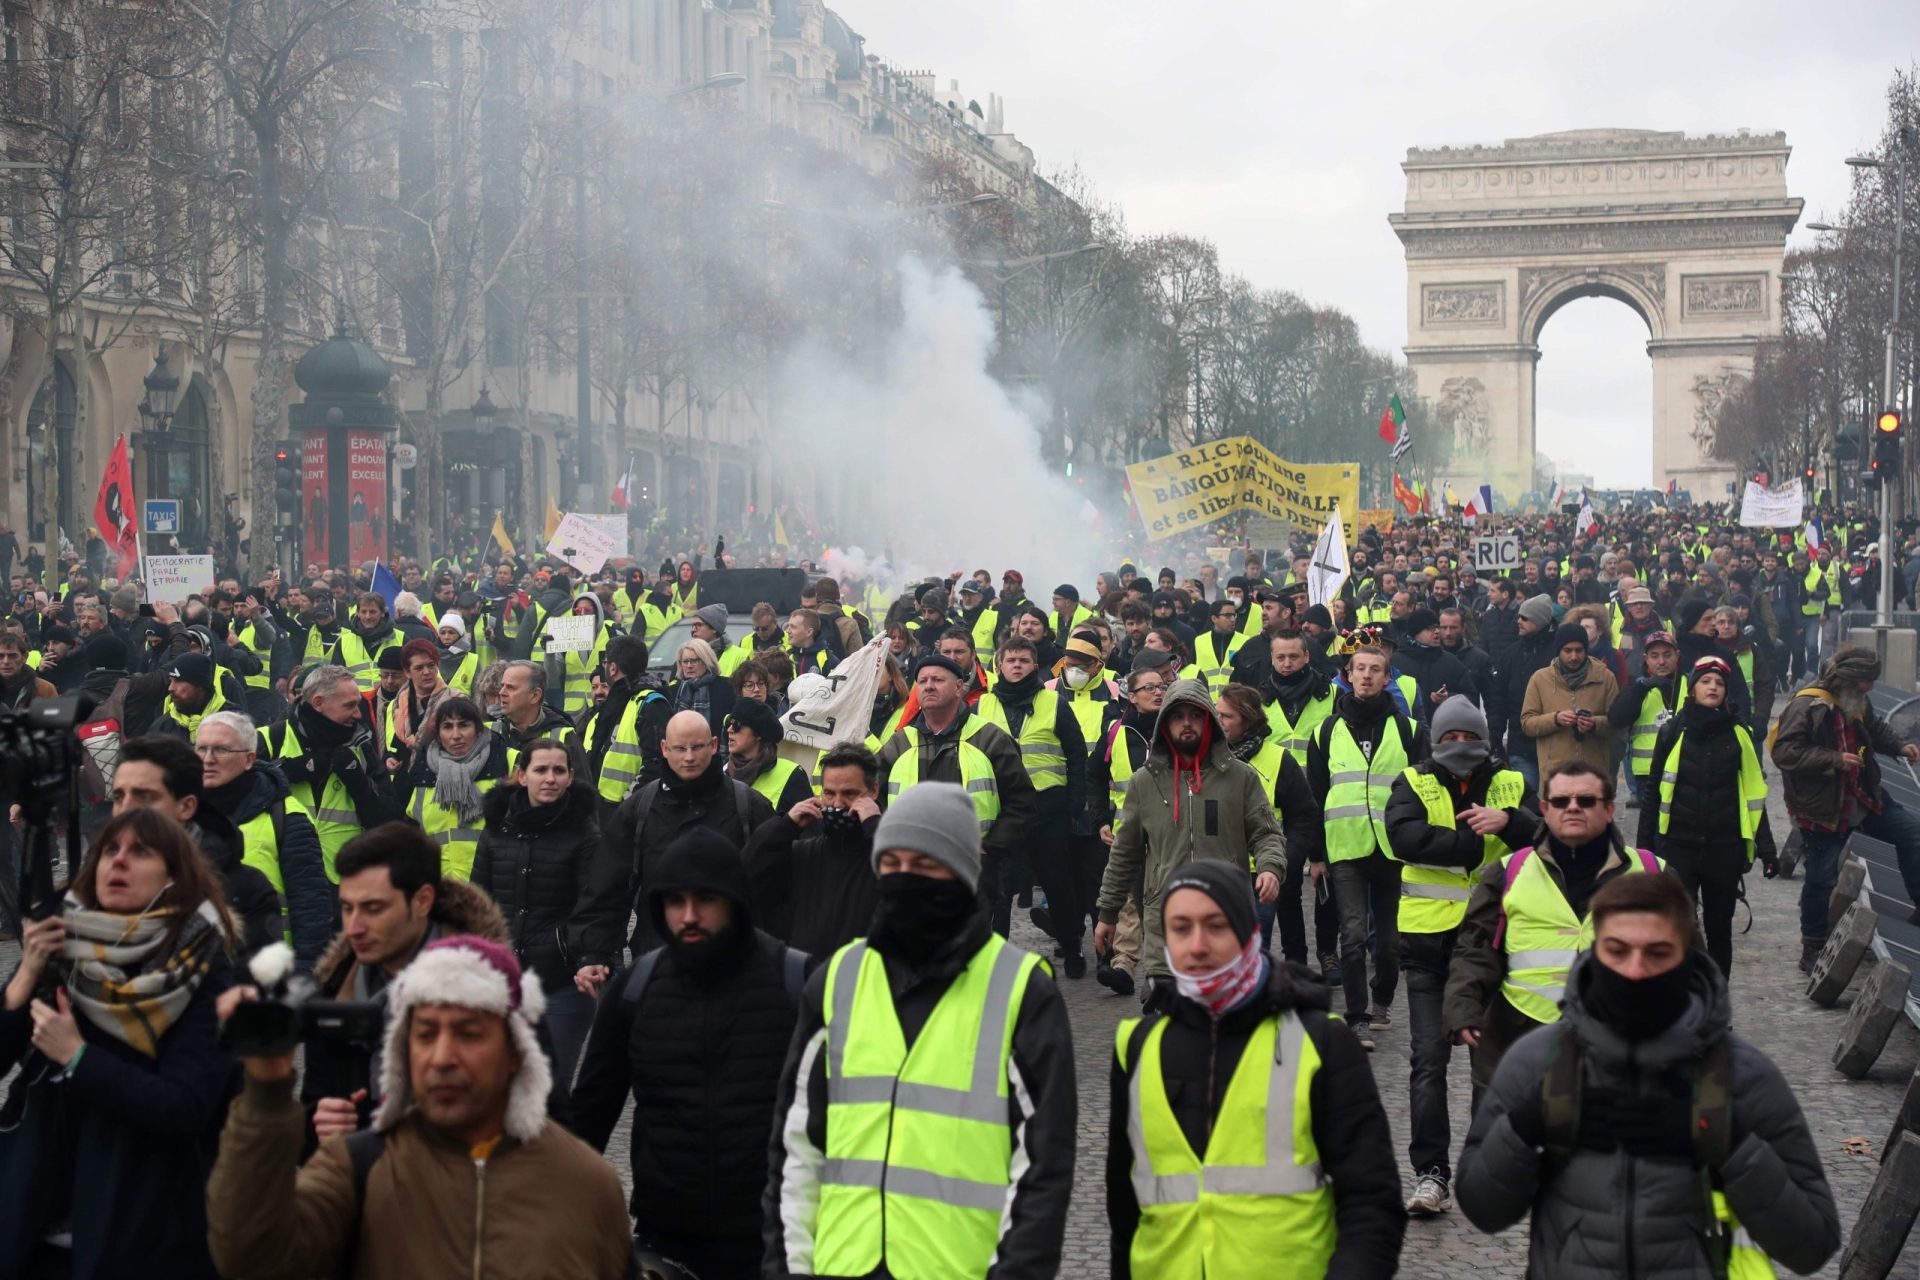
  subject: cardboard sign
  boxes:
[1471,535,1521,573]
[145,554,215,604]
[576,514,628,559]
[546,512,619,573]
[1739,479,1804,529]
[540,614,599,654]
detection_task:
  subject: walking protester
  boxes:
[1213,683,1321,956]
[492,659,591,778]
[1383,695,1538,1218]
[397,695,509,881]
[1456,873,1841,1279]
[1445,760,1664,1090]
[1092,677,1286,998]
[1637,656,1773,976]
[1305,643,1428,1051]
[763,784,1076,1279]
[0,810,239,1280]
[384,637,449,766]
[1086,649,1178,996]
[472,737,611,1091]
[745,743,885,958]
[574,829,803,1277]
[1519,622,1618,778]
[1106,861,1405,1278]
[725,695,812,811]
[264,664,399,880]
[1772,645,1920,972]
[671,632,737,746]
[209,936,631,1280]
[1715,603,1777,735]
[1607,630,1685,806]
[1492,594,1557,790]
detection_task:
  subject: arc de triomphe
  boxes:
[1390,129,1803,500]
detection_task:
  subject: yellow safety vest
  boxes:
[815,935,1040,1280]
[1629,677,1687,778]
[236,795,315,942]
[1657,725,1766,863]
[235,622,272,691]
[1397,767,1525,934]
[440,651,480,698]
[1714,1190,1781,1279]
[1108,726,1137,828]
[1801,565,1828,615]
[334,629,402,692]
[1191,631,1242,693]
[535,616,613,718]
[749,756,807,809]
[1264,688,1334,763]
[1117,1010,1334,1279]
[263,722,363,881]
[302,625,333,666]
[584,691,660,805]
[161,681,228,738]
[1050,602,1093,639]
[1498,845,1660,1024]
[1320,716,1410,862]
[1735,648,1754,695]
[1058,679,1117,757]
[969,608,1001,671]
[406,779,496,882]
[974,688,1068,791]
[885,718,1002,836]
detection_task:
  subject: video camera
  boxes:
[220,944,384,1085]
[1,693,91,926]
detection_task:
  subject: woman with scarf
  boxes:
[671,637,735,755]
[1637,656,1774,976]
[1106,861,1405,1277]
[398,695,508,881]
[386,637,451,770]
[471,736,606,1089]
[1520,623,1619,779]
[0,808,238,1279]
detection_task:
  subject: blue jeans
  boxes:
[542,983,596,1091]
[1798,796,1920,939]
[1803,615,1825,672]
[1511,754,1539,797]
[1402,930,1456,1178]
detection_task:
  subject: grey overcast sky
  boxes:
[842,1,1919,489]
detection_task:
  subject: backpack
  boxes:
[74,676,131,805]
[621,936,807,1005]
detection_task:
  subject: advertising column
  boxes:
[301,431,330,569]
[345,431,389,567]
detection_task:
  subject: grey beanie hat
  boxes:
[1431,694,1488,742]
[872,782,983,890]
[695,603,729,634]
[1518,594,1555,627]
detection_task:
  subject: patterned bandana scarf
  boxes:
[1165,933,1267,1020]
[61,896,226,1058]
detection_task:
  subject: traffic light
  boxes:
[273,444,300,523]
[1876,409,1903,470]
[1805,463,1816,481]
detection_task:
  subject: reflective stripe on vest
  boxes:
[236,803,299,943]
[970,608,1000,670]
[1263,689,1333,764]
[1192,631,1241,693]
[1801,566,1827,615]
[1657,725,1767,861]
[887,720,1001,836]
[1321,717,1409,862]
[236,623,271,690]
[1108,727,1136,832]
[336,631,400,692]
[1499,846,1659,1024]
[1061,682,1115,758]
[267,724,359,880]
[815,937,1038,1280]
[406,783,492,881]
[1714,1189,1781,1279]
[1120,1011,1334,1278]
[974,689,1068,790]
[1629,677,1686,777]
[1398,767,1525,934]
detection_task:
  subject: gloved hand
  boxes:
[1609,1090,1696,1160]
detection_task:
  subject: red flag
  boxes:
[93,434,138,579]
[1392,471,1421,516]
[1378,393,1405,444]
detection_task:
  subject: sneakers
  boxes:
[1096,957,1135,996]
[1406,1170,1452,1217]
[1370,1004,1392,1028]
[1319,953,1343,984]
[1351,1020,1375,1052]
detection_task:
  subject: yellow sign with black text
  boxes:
[1126,437,1359,543]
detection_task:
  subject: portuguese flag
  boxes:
[1378,393,1405,444]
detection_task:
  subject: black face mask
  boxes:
[1583,955,1694,1040]
[867,873,977,964]
[820,805,862,836]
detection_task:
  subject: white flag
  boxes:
[1307,507,1349,607]
[1577,499,1598,536]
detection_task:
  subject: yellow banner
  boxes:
[1356,507,1396,534]
[1126,437,1359,542]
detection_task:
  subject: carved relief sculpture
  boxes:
[1683,274,1766,318]
[1422,283,1503,326]
[1436,375,1491,458]
[1689,369,1749,454]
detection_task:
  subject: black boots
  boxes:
[1800,936,1824,975]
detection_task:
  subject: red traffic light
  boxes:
[274,449,290,462]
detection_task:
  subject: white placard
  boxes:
[576,514,628,560]
[546,512,618,573]
[541,614,599,654]
[1739,479,1804,528]
[1471,535,1521,573]
[145,554,215,603]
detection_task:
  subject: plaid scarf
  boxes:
[61,897,226,1058]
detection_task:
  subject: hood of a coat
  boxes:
[1146,677,1230,767]
[646,826,757,941]
[1560,948,1731,1071]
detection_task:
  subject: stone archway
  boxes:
[1391,129,1804,499]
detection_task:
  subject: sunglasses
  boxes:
[1545,794,1604,810]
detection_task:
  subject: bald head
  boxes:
[664,710,718,781]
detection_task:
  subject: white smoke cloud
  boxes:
[779,258,1121,600]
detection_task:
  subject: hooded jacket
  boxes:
[1771,674,1908,830]
[471,780,608,991]
[1105,962,1405,1278]
[763,903,1077,1279]
[1094,678,1287,979]
[573,830,801,1269]
[1457,951,1840,1279]
[203,763,333,970]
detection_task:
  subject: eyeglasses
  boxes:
[1544,793,1603,810]
[195,744,250,758]
[1131,681,1167,695]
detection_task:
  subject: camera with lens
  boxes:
[0,694,91,926]
[220,944,384,1068]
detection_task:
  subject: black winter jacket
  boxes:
[186,804,284,962]
[763,909,1077,1279]
[744,810,881,958]
[1494,628,1555,761]
[1479,601,1522,671]
[1105,963,1406,1279]
[1384,758,1541,881]
[204,764,334,971]
[1637,703,1775,868]
[472,781,607,990]
[574,830,801,1271]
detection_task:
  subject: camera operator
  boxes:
[208,935,630,1280]
[0,809,239,1279]
[302,822,569,1139]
